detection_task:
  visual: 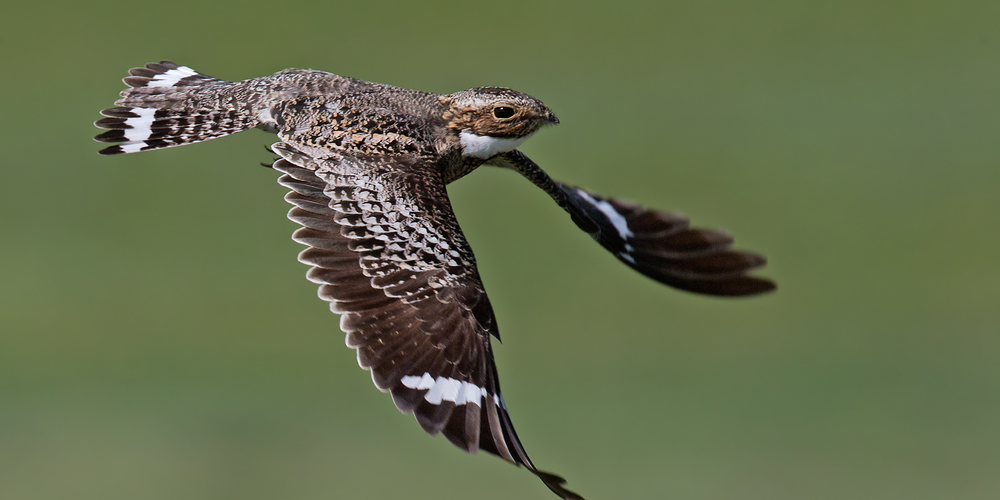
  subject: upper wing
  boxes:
[489,150,776,296]
[270,141,581,500]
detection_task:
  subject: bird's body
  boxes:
[95,61,775,500]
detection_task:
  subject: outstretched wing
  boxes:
[556,183,776,296]
[271,141,581,500]
[489,150,776,296]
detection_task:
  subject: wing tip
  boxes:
[532,469,586,500]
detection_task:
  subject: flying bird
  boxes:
[94,61,776,499]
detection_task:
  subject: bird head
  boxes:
[442,87,559,158]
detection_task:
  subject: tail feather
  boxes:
[94,61,255,155]
[120,61,224,89]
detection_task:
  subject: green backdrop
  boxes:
[2,1,998,498]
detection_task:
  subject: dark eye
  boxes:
[493,106,515,119]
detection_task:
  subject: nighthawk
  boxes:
[94,61,776,499]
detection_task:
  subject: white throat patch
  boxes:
[459,130,531,158]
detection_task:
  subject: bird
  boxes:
[94,61,776,500]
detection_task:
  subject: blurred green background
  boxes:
[2,1,998,499]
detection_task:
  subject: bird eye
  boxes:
[493,106,515,119]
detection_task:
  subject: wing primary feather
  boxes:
[273,140,583,498]
[488,150,775,296]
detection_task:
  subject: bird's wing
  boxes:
[270,141,582,500]
[489,150,776,296]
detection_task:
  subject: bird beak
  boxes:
[546,112,560,125]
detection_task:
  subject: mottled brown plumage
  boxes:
[94,61,776,500]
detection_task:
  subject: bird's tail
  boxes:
[94,61,257,155]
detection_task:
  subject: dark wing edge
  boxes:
[270,142,583,500]
[490,150,776,297]
[558,184,776,296]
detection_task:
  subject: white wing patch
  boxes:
[575,188,639,263]
[576,189,634,240]
[147,66,199,87]
[401,373,436,390]
[460,130,531,158]
[401,372,498,407]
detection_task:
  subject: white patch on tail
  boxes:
[123,108,157,142]
[147,66,199,87]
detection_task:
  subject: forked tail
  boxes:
[94,61,257,155]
